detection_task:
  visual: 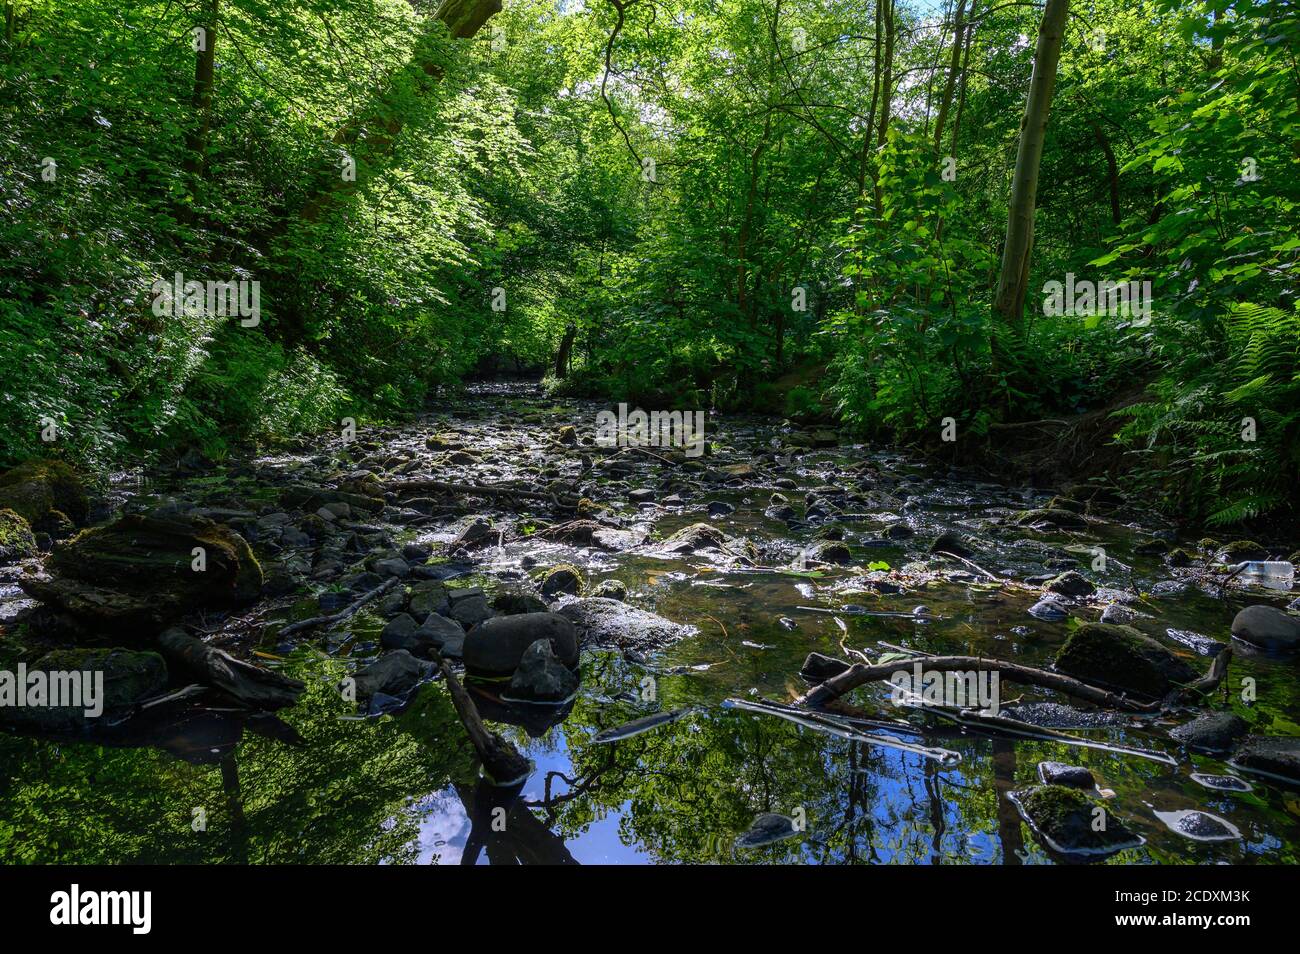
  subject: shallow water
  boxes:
[2,382,1298,864]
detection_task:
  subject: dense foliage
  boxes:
[1,0,1296,525]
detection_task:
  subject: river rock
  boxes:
[1036,761,1096,790]
[555,597,696,650]
[812,541,851,565]
[0,647,167,734]
[0,460,89,529]
[507,638,579,702]
[1230,605,1300,651]
[20,513,263,633]
[1053,622,1197,698]
[1009,785,1141,858]
[592,579,628,601]
[1028,598,1069,622]
[1170,710,1248,753]
[1045,570,1095,598]
[462,612,578,677]
[348,650,435,701]
[408,580,450,618]
[420,610,467,646]
[452,517,495,550]
[929,530,973,558]
[1217,540,1268,562]
[448,588,494,628]
[539,563,584,598]
[492,590,548,615]
[0,509,38,562]
[1230,736,1300,784]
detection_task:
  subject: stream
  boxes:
[1,381,1298,864]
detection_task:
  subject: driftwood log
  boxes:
[158,628,305,710]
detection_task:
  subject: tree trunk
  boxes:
[184,0,219,180]
[992,0,1070,326]
[554,323,576,378]
[932,0,968,152]
[1090,119,1121,225]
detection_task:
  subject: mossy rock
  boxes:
[1046,496,1087,515]
[0,508,37,562]
[0,647,167,734]
[538,563,584,598]
[1010,785,1141,858]
[1054,622,1197,698]
[0,460,88,528]
[20,512,263,633]
[1217,539,1268,563]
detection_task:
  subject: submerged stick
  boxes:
[433,652,532,786]
[278,577,399,638]
[795,654,1162,713]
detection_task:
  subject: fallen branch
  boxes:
[795,653,1162,713]
[1173,646,1233,703]
[158,628,305,710]
[433,651,532,786]
[933,550,1005,583]
[278,577,399,638]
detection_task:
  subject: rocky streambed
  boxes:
[1,381,1298,864]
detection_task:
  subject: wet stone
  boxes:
[1036,761,1096,790]
[1170,711,1248,753]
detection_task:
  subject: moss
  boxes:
[537,563,584,597]
[1054,622,1197,698]
[1012,507,1088,530]
[0,459,88,526]
[0,508,37,562]
[1012,785,1140,856]
[1218,539,1268,562]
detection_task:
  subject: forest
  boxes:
[1,0,1296,525]
[0,0,1299,873]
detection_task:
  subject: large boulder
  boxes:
[1053,622,1197,698]
[0,460,89,529]
[0,509,38,562]
[463,612,578,678]
[0,647,167,734]
[21,513,262,632]
[555,597,696,651]
[1230,605,1300,651]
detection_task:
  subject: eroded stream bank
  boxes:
[1,381,1299,864]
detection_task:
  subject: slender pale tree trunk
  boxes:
[992,0,1070,326]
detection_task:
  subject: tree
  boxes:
[992,0,1070,326]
